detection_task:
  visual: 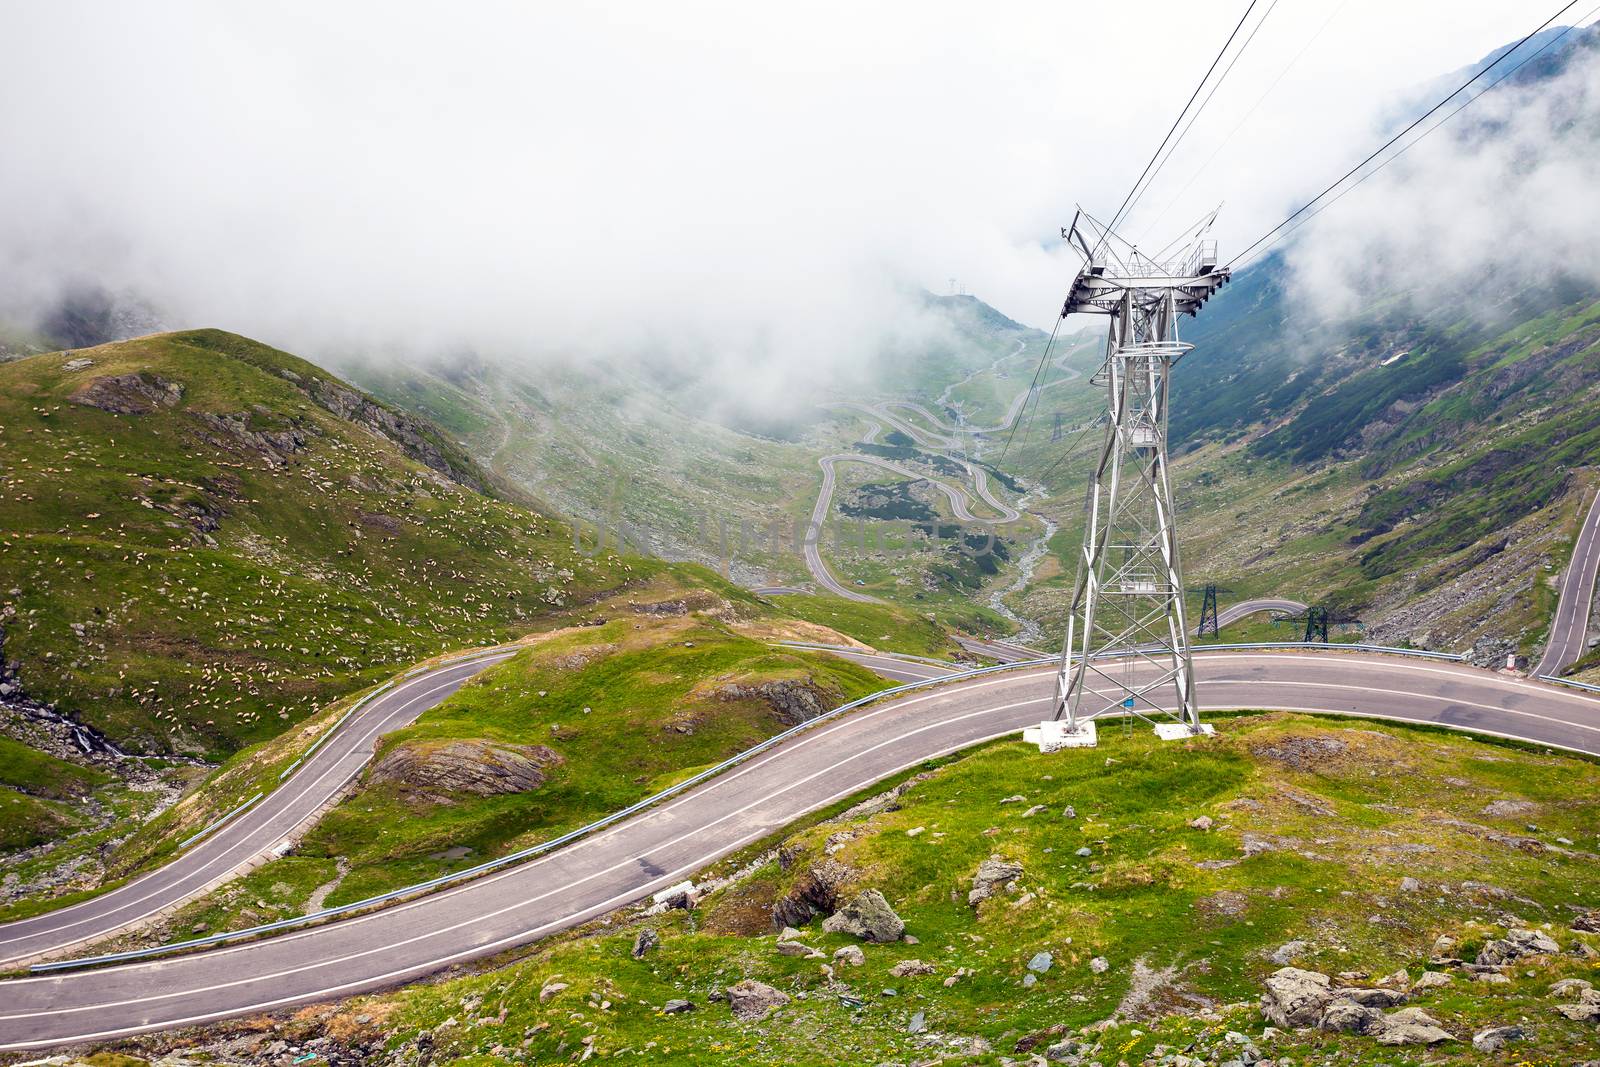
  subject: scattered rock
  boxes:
[1022,804,1047,817]
[538,981,568,1003]
[821,889,905,942]
[1014,1025,1069,1053]
[1374,1007,1453,1046]
[1319,1002,1383,1034]
[1268,940,1309,965]
[1476,928,1561,965]
[889,959,935,978]
[1472,1025,1525,1052]
[1481,799,1537,818]
[1044,1037,1086,1063]
[1260,967,1334,1028]
[1188,815,1213,831]
[1338,987,1408,1008]
[1022,973,1038,989]
[1028,951,1053,974]
[1000,794,1027,804]
[1551,978,1594,998]
[1556,988,1600,1023]
[631,928,660,959]
[1572,909,1600,934]
[662,999,695,1014]
[1074,846,1093,858]
[833,945,865,967]
[1399,876,1422,892]
[1412,971,1453,991]
[726,979,790,1020]
[776,940,822,958]
[968,856,1025,906]
[1089,956,1109,974]
[907,1010,926,1034]
[906,826,926,837]
[1253,735,1348,770]
[1196,889,1249,920]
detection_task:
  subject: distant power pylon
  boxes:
[1274,604,1362,643]
[1302,606,1329,644]
[1197,583,1221,637]
[1050,209,1229,744]
[1052,412,1064,442]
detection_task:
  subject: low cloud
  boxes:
[0,2,1576,408]
[1285,36,1600,326]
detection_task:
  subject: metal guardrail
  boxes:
[28,645,526,970]
[1538,674,1600,694]
[30,639,1505,972]
[176,792,264,851]
[781,639,1471,665]
[775,640,959,668]
[32,656,1033,973]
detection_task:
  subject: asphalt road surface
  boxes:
[4,648,1598,1051]
[1207,598,1309,634]
[1535,489,1600,676]
[0,653,514,970]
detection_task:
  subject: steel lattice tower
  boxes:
[1049,210,1229,743]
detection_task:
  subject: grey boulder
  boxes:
[726,979,790,1020]
[1260,967,1334,1029]
[822,889,905,942]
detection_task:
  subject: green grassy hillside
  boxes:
[121,713,1600,1066]
[98,602,895,941]
[0,330,646,759]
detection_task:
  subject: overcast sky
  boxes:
[0,1,1590,386]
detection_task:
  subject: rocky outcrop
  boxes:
[1475,928,1561,965]
[725,979,789,1020]
[821,888,905,942]
[1260,967,1335,1028]
[631,928,660,959]
[69,373,183,415]
[710,677,838,727]
[302,376,485,493]
[1556,986,1600,1023]
[192,411,311,467]
[367,739,562,804]
[969,856,1024,906]
[1260,967,1457,1046]
[1373,1008,1453,1046]
[771,856,853,929]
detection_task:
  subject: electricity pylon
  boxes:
[1050,209,1229,742]
[1196,583,1221,637]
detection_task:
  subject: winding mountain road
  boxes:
[803,451,1021,603]
[1209,598,1309,634]
[0,652,514,970]
[3,647,1598,1051]
[1535,488,1600,676]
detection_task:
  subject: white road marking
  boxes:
[0,659,506,960]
